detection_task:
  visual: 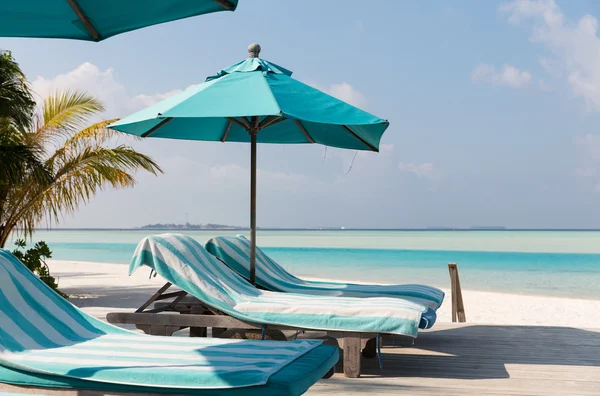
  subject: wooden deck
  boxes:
[307,323,600,395]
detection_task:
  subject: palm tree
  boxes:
[0,50,36,130]
[0,122,50,187]
[0,90,162,247]
[0,51,46,187]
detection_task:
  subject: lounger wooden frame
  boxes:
[106,282,380,378]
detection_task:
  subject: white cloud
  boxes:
[206,163,323,193]
[398,162,437,180]
[537,56,561,76]
[471,63,533,88]
[502,0,563,25]
[501,0,600,110]
[307,80,367,108]
[325,82,367,107]
[133,89,184,108]
[574,134,600,190]
[575,133,600,160]
[538,79,552,91]
[160,158,324,196]
[575,167,596,178]
[379,143,395,154]
[31,62,183,119]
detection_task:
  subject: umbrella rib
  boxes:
[259,115,286,130]
[221,119,233,142]
[142,118,173,138]
[226,117,247,129]
[294,119,315,144]
[66,0,100,41]
[241,117,253,129]
[342,125,378,152]
[266,117,288,128]
[213,0,236,10]
[258,115,278,129]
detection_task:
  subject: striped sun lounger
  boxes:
[205,235,445,312]
[0,249,338,396]
[130,234,430,337]
[110,234,436,377]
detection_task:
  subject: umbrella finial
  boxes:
[248,43,261,58]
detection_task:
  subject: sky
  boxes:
[3,0,600,229]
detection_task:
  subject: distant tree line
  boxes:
[140,222,244,230]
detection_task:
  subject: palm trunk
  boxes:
[0,225,9,248]
[0,190,6,248]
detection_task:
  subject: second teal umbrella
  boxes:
[0,0,237,41]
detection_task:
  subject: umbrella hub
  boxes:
[248,43,261,58]
[205,45,293,81]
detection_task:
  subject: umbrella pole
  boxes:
[250,132,257,285]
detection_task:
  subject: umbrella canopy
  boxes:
[0,0,237,41]
[109,44,390,283]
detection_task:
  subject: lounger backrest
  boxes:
[206,235,304,292]
[0,249,123,353]
[130,234,262,312]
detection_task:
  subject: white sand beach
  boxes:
[49,259,600,329]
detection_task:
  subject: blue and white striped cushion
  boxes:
[205,235,445,310]
[130,234,428,337]
[0,249,322,389]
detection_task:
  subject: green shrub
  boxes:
[12,239,67,298]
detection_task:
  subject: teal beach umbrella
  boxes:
[109,44,390,284]
[0,0,237,42]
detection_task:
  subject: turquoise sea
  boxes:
[6,230,600,300]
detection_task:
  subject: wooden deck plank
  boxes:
[307,323,600,395]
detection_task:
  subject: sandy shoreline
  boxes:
[49,260,600,329]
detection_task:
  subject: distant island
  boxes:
[426,226,507,231]
[139,223,246,230]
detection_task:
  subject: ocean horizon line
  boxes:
[25,227,600,232]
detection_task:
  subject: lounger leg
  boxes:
[362,337,377,358]
[149,325,167,336]
[190,327,207,337]
[212,327,227,337]
[136,324,150,334]
[342,335,361,378]
[188,306,208,337]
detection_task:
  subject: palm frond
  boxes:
[0,87,162,247]
[0,121,52,188]
[3,144,162,240]
[64,118,137,149]
[36,90,104,145]
[0,51,36,131]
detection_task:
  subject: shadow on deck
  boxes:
[308,324,600,395]
[357,324,600,380]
